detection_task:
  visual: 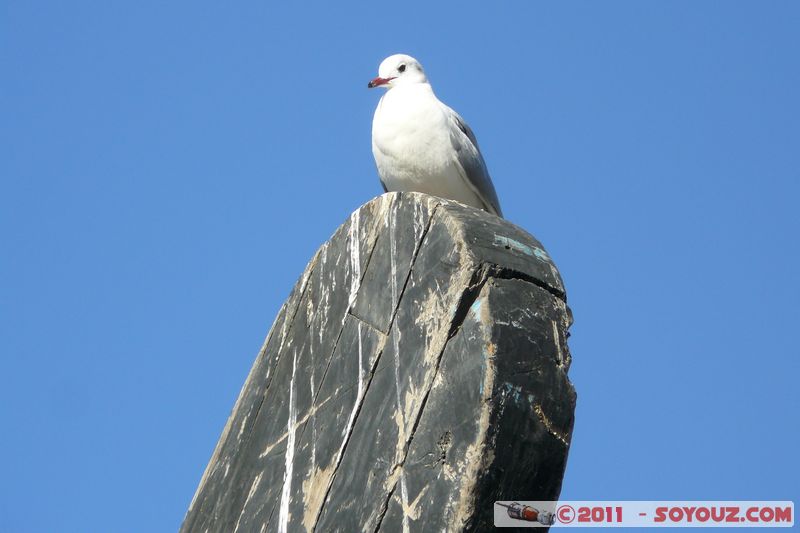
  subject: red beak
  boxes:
[368,76,395,88]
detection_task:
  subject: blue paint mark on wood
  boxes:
[493,235,551,264]
[470,299,483,317]
[502,382,524,404]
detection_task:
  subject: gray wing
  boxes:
[443,105,503,217]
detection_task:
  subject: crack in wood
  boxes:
[372,265,491,530]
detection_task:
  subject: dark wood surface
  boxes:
[181,192,576,532]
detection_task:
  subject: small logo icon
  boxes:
[495,502,555,525]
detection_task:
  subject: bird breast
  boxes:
[372,85,453,178]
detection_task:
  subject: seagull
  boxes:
[368,54,503,217]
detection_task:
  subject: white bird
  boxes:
[368,54,503,217]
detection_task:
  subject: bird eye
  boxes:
[398,64,406,73]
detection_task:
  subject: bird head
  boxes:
[368,54,428,89]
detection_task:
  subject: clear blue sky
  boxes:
[1,1,798,531]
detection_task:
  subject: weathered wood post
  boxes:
[181,192,576,532]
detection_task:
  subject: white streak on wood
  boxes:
[258,394,332,458]
[347,210,361,312]
[310,361,316,472]
[318,244,329,345]
[278,349,298,533]
[341,322,364,438]
[233,472,262,532]
[236,416,248,441]
[389,206,411,533]
[336,323,364,454]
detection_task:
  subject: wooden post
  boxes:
[181,192,576,532]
